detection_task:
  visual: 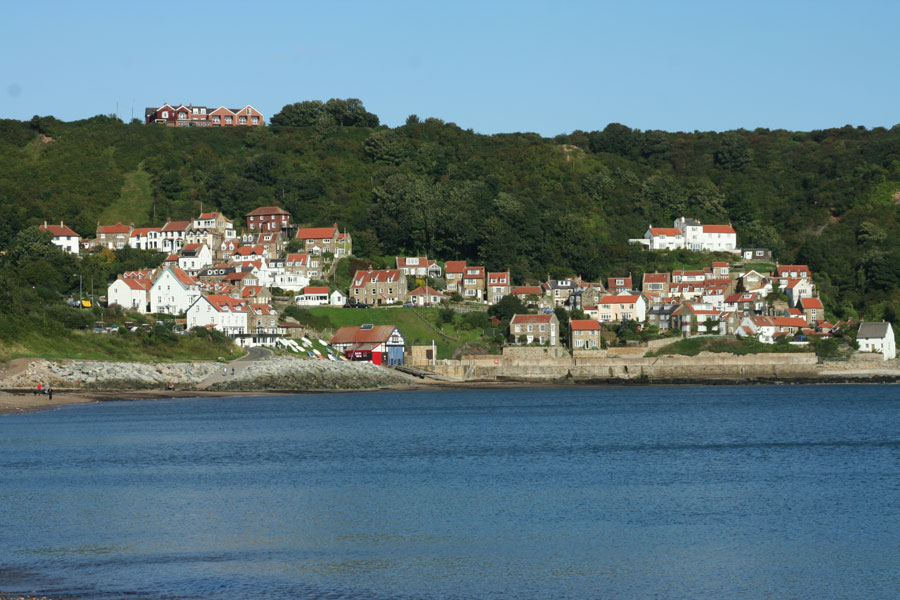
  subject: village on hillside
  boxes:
[38,209,897,364]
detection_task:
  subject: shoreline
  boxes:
[2,373,898,417]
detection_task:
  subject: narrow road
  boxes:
[195,347,271,389]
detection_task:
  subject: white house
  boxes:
[178,244,213,274]
[330,289,347,306]
[643,226,685,250]
[150,267,201,315]
[107,277,152,313]
[128,227,162,251]
[295,286,330,306]
[737,315,776,344]
[160,220,191,253]
[857,321,896,360]
[674,217,737,252]
[186,294,249,337]
[39,220,81,255]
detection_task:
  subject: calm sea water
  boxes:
[1,385,898,599]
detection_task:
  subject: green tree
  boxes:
[714,133,752,171]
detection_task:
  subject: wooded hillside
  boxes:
[3,104,900,322]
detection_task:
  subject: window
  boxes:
[246,108,251,115]
[239,116,247,124]
[251,116,259,124]
[212,116,220,123]
[225,116,233,124]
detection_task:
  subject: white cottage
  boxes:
[150,268,201,315]
[857,322,896,360]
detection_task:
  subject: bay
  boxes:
[1,385,898,599]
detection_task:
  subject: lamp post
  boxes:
[74,274,83,303]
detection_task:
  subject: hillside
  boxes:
[3,106,900,323]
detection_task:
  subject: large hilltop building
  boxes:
[145,104,264,127]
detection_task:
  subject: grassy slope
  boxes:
[646,336,813,357]
[300,306,487,359]
[99,166,152,225]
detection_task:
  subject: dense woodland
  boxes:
[3,100,900,327]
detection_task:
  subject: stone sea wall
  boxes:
[420,348,900,383]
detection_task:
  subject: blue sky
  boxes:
[1,0,897,136]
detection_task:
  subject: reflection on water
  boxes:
[1,386,899,599]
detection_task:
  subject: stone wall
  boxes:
[420,351,825,382]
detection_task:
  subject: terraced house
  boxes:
[487,271,511,304]
[350,269,408,306]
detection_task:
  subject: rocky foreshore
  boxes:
[205,356,413,391]
[0,356,414,392]
[0,359,220,390]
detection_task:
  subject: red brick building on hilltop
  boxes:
[145,104,264,127]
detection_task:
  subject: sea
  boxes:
[0,385,898,599]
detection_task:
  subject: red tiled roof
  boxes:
[599,294,640,304]
[351,269,403,287]
[445,261,467,274]
[204,294,248,313]
[510,314,553,324]
[512,286,542,295]
[303,286,330,294]
[198,212,229,220]
[800,297,824,310]
[776,265,810,277]
[234,245,264,256]
[161,220,190,232]
[297,226,336,239]
[712,261,729,268]
[397,256,429,268]
[649,227,682,236]
[570,319,601,331]
[409,285,444,297]
[643,273,669,283]
[246,206,289,216]
[120,278,152,291]
[702,224,736,234]
[241,286,266,298]
[40,222,79,237]
[331,325,398,345]
[97,222,131,234]
[773,317,807,327]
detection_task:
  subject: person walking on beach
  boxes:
[223,367,227,376]
[48,387,53,400]
[231,367,235,376]
[35,382,40,396]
